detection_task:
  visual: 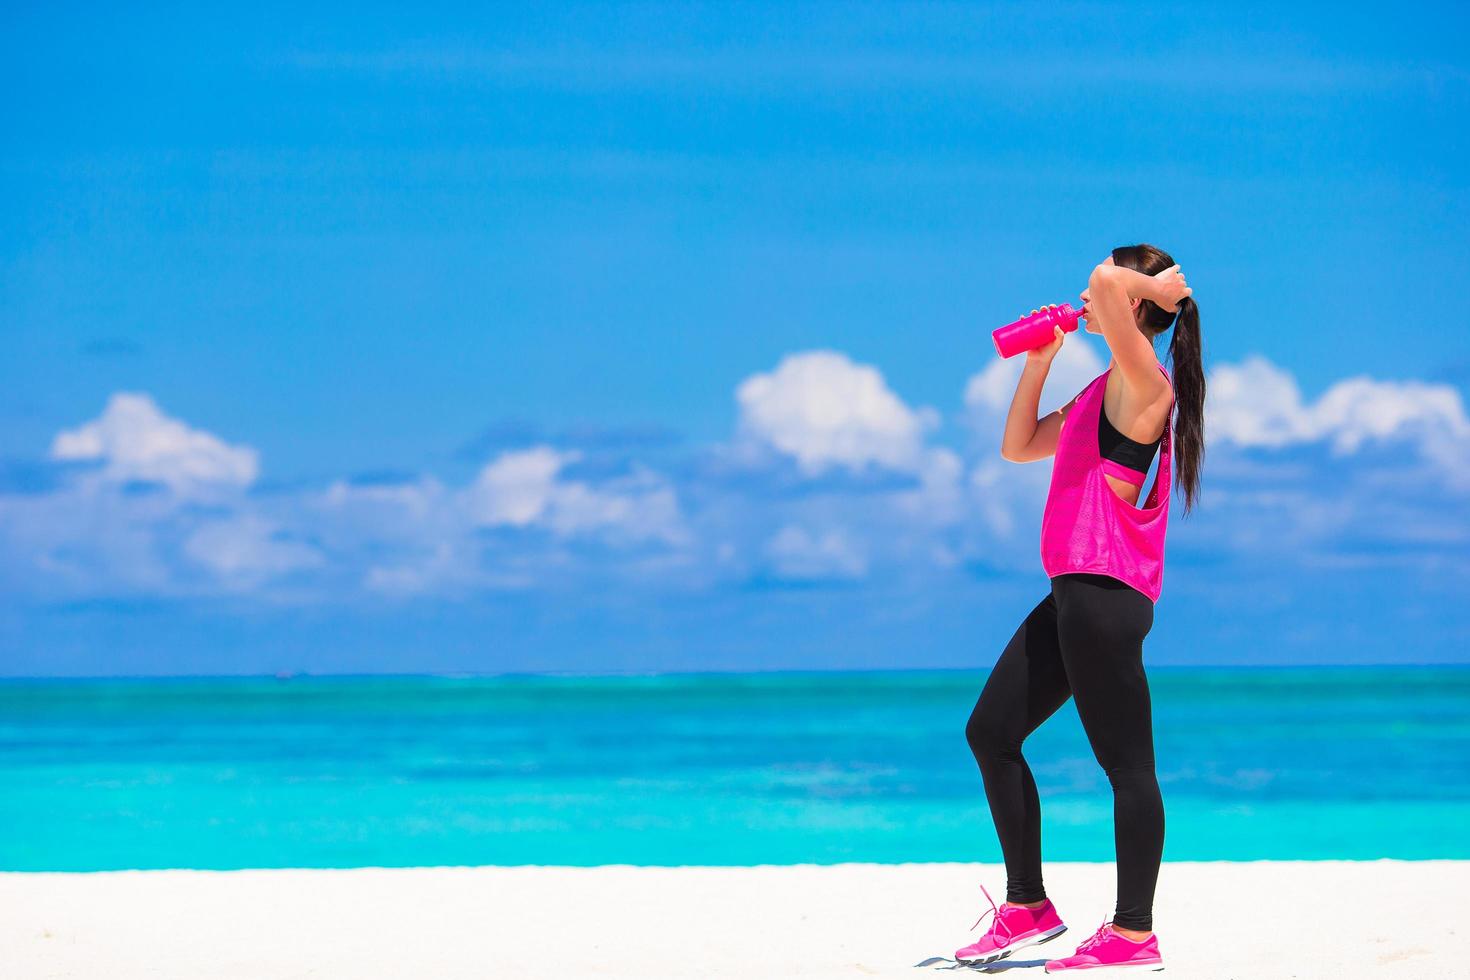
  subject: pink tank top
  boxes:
[1040,363,1175,602]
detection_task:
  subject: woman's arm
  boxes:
[1000,329,1081,462]
[1004,383,1081,462]
[1087,262,1189,395]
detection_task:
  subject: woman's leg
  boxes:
[1051,573,1165,934]
[965,592,1074,904]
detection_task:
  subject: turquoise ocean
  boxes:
[1,667,1466,872]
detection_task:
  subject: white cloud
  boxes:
[541,473,683,542]
[967,458,1028,538]
[464,446,685,543]
[464,446,569,527]
[1207,355,1470,485]
[764,525,868,580]
[736,350,939,474]
[1205,356,1320,448]
[50,393,258,492]
[958,340,1108,544]
[1312,378,1470,453]
[183,516,323,584]
[364,542,484,597]
[963,337,1106,425]
[322,476,445,519]
[894,447,967,526]
[11,352,1468,606]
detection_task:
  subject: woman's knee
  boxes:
[965,706,1021,762]
[1105,763,1164,806]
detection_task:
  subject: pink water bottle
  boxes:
[991,304,1087,358]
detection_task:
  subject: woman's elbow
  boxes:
[1088,263,1115,289]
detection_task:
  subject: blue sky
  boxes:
[2,2,1468,675]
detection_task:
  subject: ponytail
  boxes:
[1166,295,1205,515]
[1111,243,1206,515]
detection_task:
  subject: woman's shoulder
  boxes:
[1099,363,1170,389]
[1106,361,1173,408]
[1158,362,1175,400]
[1134,360,1173,389]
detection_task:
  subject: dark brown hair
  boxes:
[1110,243,1205,515]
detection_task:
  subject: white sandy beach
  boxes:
[3,860,1464,979]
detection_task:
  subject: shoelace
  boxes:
[968,883,1016,946]
[1075,917,1117,953]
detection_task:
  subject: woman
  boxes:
[954,244,1203,974]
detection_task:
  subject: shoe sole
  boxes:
[956,924,1070,966]
[1043,960,1164,974]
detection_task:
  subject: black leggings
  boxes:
[964,572,1164,933]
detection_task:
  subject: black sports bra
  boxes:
[1098,404,1162,478]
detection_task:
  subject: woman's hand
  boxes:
[1025,305,1065,364]
[1152,264,1192,312]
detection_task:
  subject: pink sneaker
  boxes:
[1044,916,1164,973]
[954,883,1069,965]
